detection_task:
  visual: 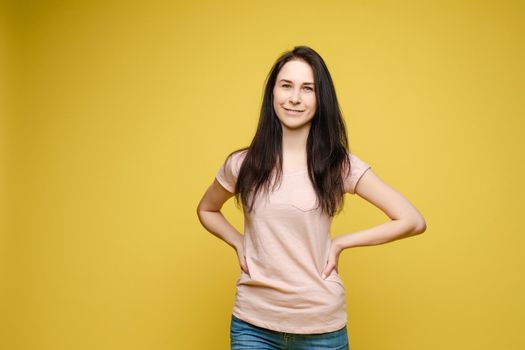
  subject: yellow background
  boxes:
[2,0,524,349]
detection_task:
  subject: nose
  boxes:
[289,88,301,105]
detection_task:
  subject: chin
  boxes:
[279,119,313,130]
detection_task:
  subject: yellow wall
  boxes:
[1,0,11,342]
[3,0,524,349]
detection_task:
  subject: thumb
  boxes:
[321,263,333,279]
[243,256,250,275]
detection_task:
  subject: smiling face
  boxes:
[273,59,317,131]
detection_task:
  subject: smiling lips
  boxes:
[284,107,305,113]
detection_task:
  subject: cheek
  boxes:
[273,89,283,103]
[272,95,279,110]
[272,95,281,113]
[308,96,317,110]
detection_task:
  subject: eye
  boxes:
[282,83,291,88]
[303,86,314,92]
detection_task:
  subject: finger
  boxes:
[321,264,333,279]
[244,256,250,274]
[240,260,249,274]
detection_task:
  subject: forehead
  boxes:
[276,59,314,83]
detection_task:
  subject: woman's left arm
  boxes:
[322,169,427,278]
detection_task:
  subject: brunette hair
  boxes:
[225,45,353,217]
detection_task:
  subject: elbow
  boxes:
[196,202,204,221]
[196,203,217,225]
[196,207,208,228]
[196,208,201,224]
[412,218,427,235]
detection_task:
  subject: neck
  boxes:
[281,123,311,167]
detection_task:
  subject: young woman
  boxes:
[196,46,426,350]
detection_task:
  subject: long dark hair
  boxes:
[226,45,352,217]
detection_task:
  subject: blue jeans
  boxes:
[230,314,350,350]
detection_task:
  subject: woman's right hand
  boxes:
[235,241,250,275]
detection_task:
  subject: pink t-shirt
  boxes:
[215,149,371,334]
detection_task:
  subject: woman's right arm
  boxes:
[196,179,249,274]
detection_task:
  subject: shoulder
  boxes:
[230,148,249,162]
[348,152,369,166]
[341,150,369,171]
[215,148,249,193]
[224,148,249,169]
[220,148,249,176]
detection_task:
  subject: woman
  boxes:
[196,45,426,350]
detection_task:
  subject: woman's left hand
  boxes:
[321,237,343,279]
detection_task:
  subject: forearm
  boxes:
[197,209,244,251]
[335,219,425,250]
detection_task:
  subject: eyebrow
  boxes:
[278,79,315,86]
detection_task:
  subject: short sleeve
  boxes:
[215,150,247,193]
[344,153,372,194]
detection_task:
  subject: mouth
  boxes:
[283,107,305,113]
